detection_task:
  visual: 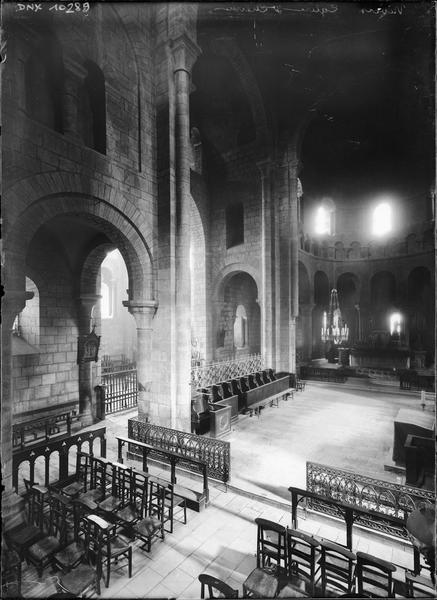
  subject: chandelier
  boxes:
[321,289,349,345]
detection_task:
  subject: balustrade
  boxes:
[191,353,263,388]
[12,427,106,492]
[128,417,230,483]
[305,461,435,539]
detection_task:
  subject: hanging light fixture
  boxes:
[321,288,349,345]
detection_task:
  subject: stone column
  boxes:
[257,160,274,368]
[273,149,300,374]
[63,59,86,140]
[2,290,32,519]
[123,301,157,419]
[77,294,100,423]
[170,35,200,431]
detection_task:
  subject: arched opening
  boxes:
[215,271,260,360]
[8,197,153,427]
[80,60,106,153]
[99,249,137,362]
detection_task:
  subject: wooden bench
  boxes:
[247,389,292,417]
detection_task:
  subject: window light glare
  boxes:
[372,202,392,236]
[315,206,330,235]
[389,312,402,335]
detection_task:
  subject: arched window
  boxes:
[372,202,392,236]
[80,61,106,154]
[390,312,402,336]
[100,266,114,319]
[226,202,244,248]
[314,201,334,235]
[233,304,247,348]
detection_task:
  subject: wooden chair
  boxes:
[52,494,86,573]
[317,538,356,596]
[198,573,239,598]
[243,518,287,598]
[286,528,319,596]
[83,513,132,588]
[5,485,47,560]
[295,378,305,392]
[355,551,396,597]
[133,479,166,552]
[405,571,435,598]
[114,470,148,529]
[60,452,92,499]
[58,561,101,598]
[97,462,132,514]
[26,490,64,578]
[1,538,22,598]
[149,476,187,534]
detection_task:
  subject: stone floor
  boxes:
[15,382,434,598]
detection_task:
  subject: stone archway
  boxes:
[213,269,261,361]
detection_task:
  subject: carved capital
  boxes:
[123,300,158,329]
[170,34,202,74]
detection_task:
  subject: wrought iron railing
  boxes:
[191,353,263,389]
[12,427,106,493]
[102,366,138,414]
[306,461,435,539]
[128,416,231,483]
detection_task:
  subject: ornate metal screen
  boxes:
[191,353,263,389]
[128,417,231,483]
[306,461,435,539]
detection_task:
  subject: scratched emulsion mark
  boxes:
[211,4,339,17]
[15,2,90,14]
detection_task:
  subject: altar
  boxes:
[392,408,435,464]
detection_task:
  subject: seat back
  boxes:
[255,372,264,386]
[261,370,270,384]
[48,492,72,545]
[356,551,396,597]
[267,369,276,381]
[248,374,258,390]
[28,485,49,530]
[198,573,238,598]
[286,528,319,591]
[255,517,287,573]
[82,514,114,576]
[240,376,250,392]
[318,539,356,595]
[211,385,223,402]
[405,571,435,598]
[147,479,166,524]
[221,382,232,398]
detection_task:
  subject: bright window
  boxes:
[373,202,392,236]
[101,281,113,319]
[390,312,402,335]
[315,206,331,235]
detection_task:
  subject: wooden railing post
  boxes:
[117,438,124,463]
